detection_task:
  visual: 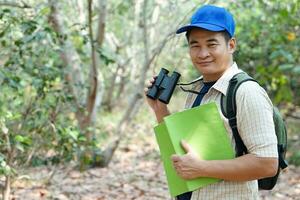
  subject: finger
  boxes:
[181,140,192,153]
[147,79,155,88]
[147,80,153,86]
[176,169,185,179]
[173,163,180,173]
[144,84,152,93]
[149,76,157,83]
[173,165,178,171]
[171,155,180,162]
[144,87,149,93]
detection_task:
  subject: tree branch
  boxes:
[0,1,31,8]
[96,0,106,46]
[84,0,106,127]
[48,0,85,123]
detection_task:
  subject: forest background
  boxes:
[0,0,300,199]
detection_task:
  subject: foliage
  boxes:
[230,0,300,106]
[228,0,300,166]
[0,7,86,175]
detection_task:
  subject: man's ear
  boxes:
[228,37,236,54]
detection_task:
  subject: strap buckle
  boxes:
[228,117,237,129]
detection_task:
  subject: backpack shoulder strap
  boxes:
[221,71,257,156]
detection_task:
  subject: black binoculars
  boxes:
[146,68,181,104]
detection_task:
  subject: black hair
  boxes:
[185,28,232,43]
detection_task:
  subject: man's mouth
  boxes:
[198,61,213,65]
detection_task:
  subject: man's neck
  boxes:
[203,61,234,82]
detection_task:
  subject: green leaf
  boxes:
[279,64,293,72]
[39,7,51,16]
[2,9,11,13]
[14,39,24,47]
[279,9,289,18]
[14,135,32,146]
[292,66,300,74]
[78,136,87,142]
[15,135,25,143]
[68,129,79,140]
[0,31,5,38]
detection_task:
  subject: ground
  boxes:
[6,129,300,200]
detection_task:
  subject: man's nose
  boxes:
[197,48,210,58]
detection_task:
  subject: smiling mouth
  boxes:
[198,61,213,65]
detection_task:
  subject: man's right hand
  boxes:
[144,76,170,123]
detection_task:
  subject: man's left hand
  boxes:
[171,140,206,180]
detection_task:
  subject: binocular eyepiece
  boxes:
[146,68,181,104]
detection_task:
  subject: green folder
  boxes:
[154,102,235,197]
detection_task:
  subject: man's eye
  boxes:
[208,44,217,47]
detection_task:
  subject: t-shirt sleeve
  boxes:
[236,81,278,158]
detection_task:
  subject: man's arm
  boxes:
[171,141,278,181]
[201,154,278,181]
[153,104,170,123]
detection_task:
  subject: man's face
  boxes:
[188,28,236,81]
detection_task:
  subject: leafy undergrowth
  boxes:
[4,126,300,200]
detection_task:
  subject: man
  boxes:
[145,4,278,200]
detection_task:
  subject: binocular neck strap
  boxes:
[179,86,200,95]
[177,78,203,95]
[177,77,202,86]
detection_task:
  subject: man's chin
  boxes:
[196,64,215,73]
[197,62,214,68]
[197,68,217,76]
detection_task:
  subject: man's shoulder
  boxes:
[236,80,265,95]
[235,80,272,107]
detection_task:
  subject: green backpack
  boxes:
[220,71,288,190]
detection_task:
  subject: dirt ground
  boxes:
[5,131,300,200]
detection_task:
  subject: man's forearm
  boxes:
[155,108,170,123]
[200,154,278,181]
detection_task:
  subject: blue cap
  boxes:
[176,5,235,38]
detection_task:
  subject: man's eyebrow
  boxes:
[188,39,198,45]
[188,38,219,45]
[206,38,219,43]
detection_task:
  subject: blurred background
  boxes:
[0,0,299,199]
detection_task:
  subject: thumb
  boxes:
[181,140,192,153]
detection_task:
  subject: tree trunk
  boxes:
[96,0,106,45]
[48,0,85,121]
[48,0,106,138]
[105,57,132,111]
[103,64,120,111]
[76,0,86,24]
[98,0,175,167]
[82,0,106,138]
[3,175,11,200]
[2,128,13,200]
[114,67,127,101]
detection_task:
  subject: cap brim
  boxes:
[176,23,225,34]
